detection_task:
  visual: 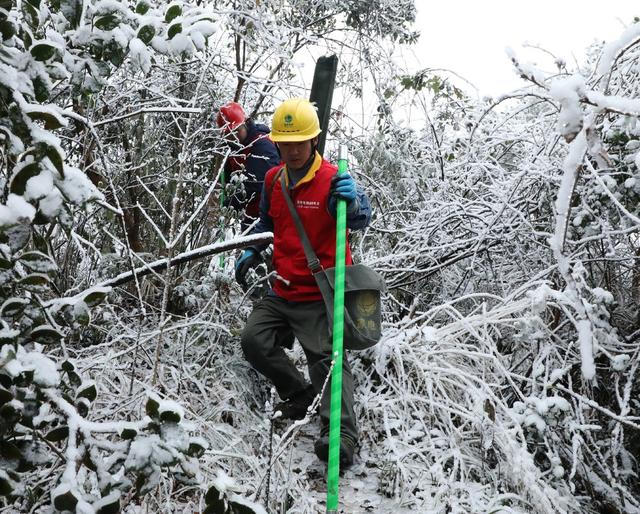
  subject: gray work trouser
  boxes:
[240,295,358,442]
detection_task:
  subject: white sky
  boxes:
[410,1,638,97]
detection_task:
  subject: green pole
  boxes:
[326,144,348,513]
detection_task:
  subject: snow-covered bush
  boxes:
[343,20,640,513]
[0,0,266,512]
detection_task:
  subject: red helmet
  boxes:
[217,102,246,132]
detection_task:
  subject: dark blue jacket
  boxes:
[225,121,280,214]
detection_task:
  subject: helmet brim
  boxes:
[270,128,322,143]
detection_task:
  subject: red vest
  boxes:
[264,158,353,301]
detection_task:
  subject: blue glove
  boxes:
[235,249,260,286]
[330,172,357,203]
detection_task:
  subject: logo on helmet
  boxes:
[284,114,294,126]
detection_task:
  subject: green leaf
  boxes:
[0,297,30,317]
[30,324,64,344]
[26,110,64,130]
[145,396,159,417]
[67,370,81,387]
[104,41,125,66]
[167,23,181,39]
[18,250,57,273]
[83,288,109,307]
[228,500,258,513]
[0,387,12,406]
[19,273,50,292]
[31,209,49,225]
[76,381,97,402]
[30,43,58,62]
[95,14,119,31]
[137,24,155,45]
[135,1,150,14]
[4,222,31,252]
[20,26,33,50]
[0,471,16,496]
[61,360,75,372]
[73,301,90,326]
[33,74,50,102]
[32,227,50,254]
[45,148,64,176]
[0,20,16,40]
[164,4,181,23]
[205,485,225,510]
[45,425,69,442]
[187,438,207,458]
[94,492,121,514]
[60,0,82,28]
[119,425,137,440]
[0,402,21,424]
[21,1,38,28]
[53,486,79,511]
[159,408,181,423]
[9,162,40,195]
[75,396,90,417]
[17,368,34,386]
[32,142,65,176]
[0,372,11,388]
[82,451,97,471]
[0,441,22,461]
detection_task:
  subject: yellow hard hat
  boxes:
[270,98,322,142]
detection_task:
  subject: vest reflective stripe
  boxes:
[265,159,352,301]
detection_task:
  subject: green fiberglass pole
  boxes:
[326,144,348,513]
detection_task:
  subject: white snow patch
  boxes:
[169,33,193,56]
[92,491,120,512]
[0,194,36,226]
[25,169,54,201]
[190,19,217,38]
[190,30,206,51]
[577,319,595,380]
[158,398,185,422]
[19,349,60,387]
[550,75,585,141]
[129,38,152,74]
[211,469,237,493]
[598,22,640,77]
[611,354,630,371]
[150,36,168,54]
[0,326,20,342]
[56,166,104,204]
[591,287,614,304]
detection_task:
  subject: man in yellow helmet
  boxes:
[235,98,371,467]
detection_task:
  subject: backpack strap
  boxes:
[266,166,285,206]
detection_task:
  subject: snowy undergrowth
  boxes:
[59,272,639,514]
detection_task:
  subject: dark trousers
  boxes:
[240,295,358,442]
